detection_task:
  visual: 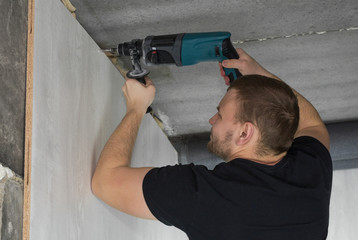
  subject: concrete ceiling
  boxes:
[70,0,358,137]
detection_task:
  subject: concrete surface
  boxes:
[28,1,186,239]
[71,0,358,48]
[0,1,26,239]
[0,164,23,240]
[170,132,223,170]
[0,0,28,176]
[172,120,358,170]
[1,179,23,240]
[328,121,358,169]
[70,0,358,137]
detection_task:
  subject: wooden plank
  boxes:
[23,0,34,238]
[25,0,186,239]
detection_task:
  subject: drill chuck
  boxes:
[117,39,143,57]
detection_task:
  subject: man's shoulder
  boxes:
[144,163,212,185]
[292,136,330,156]
[289,136,332,172]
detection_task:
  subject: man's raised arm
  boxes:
[91,77,157,219]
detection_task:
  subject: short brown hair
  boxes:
[228,75,299,156]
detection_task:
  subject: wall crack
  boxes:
[233,26,358,44]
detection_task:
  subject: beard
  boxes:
[207,130,233,161]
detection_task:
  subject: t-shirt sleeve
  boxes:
[293,136,333,188]
[293,136,331,160]
[142,163,205,230]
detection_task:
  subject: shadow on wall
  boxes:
[170,132,224,170]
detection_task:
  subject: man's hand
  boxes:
[122,76,156,114]
[219,48,279,85]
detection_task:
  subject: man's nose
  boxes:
[209,113,218,126]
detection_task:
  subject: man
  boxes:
[91,49,332,240]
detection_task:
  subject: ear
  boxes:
[235,122,255,146]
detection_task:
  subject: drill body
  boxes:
[111,32,242,83]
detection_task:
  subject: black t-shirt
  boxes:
[143,136,332,240]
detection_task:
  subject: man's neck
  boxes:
[227,149,287,166]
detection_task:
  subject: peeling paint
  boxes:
[61,0,76,17]
[0,164,14,181]
[347,27,358,31]
[156,109,176,136]
[233,26,358,44]
[7,221,13,235]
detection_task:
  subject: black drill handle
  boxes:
[136,77,146,85]
[222,38,242,84]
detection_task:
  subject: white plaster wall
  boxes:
[30,0,186,239]
[327,168,358,240]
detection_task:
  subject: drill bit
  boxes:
[102,48,119,57]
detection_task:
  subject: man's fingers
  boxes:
[220,48,248,69]
[224,76,230,86]
[125,77,135,82]
[219,62,234,85]
[125,78,139,86]
[236,48,247,57]
[218,63,225,77]
[124,77,155,91]
[126,76,154,88]
[144,76,154,87]
[222,59,241,69]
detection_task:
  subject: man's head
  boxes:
[208,75,299,161]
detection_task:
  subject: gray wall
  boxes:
[0,1,27,239]
[328,121,358,170]
[171,121,358,170]
[0,0,28,176]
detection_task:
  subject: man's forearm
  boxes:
[95,110,144,170]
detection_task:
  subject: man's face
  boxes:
[207,90,239,161]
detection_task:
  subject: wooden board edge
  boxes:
[23,0,34,239]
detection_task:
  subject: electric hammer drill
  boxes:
[104,32,242,84]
